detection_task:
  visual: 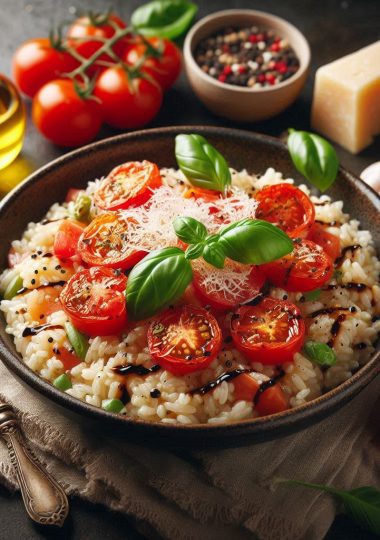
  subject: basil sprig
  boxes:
[277,480,380,536]
[218,219,293,264]
[126,216,293,319]
[175,134,231,194]
[303,340,336,366]
[131,0,198,40]
[173,216,207,244]
[126,247,192,320]
[287,129,339,192]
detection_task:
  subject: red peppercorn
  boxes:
[223,65,232,75]
[238,65,247,74]
[257,74,266,83]
[270,42,281,52]
[256,33,265,42]
[275,61,288,74]
[222,44,230,53]
[249,34,258,43]
[218,74,227,83]
[266,73,276,85]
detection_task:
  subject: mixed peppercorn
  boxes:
[194,25,300,88]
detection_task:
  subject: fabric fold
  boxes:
[0,360,378,540]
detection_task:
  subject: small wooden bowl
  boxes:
[183,9,311,122]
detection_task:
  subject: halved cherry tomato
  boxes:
[262,239,333,292]
[255,183,315,238]
[308,222,341,261]
[233,373,260,402]
[54,220,86,260]
[66,14,127,76]
[94,66,162,129]
[255,385,289,416]
[124,37,182,91]
[32,79,102,147]
[94,161,162,211]
[56,347,82,370]
[26,286,62,323]
[78,213,146,269]
[230,298,305,365]
[192,259,266,311]
[60,267,127,337]
[147,305,222,375]
[12,38,79,98]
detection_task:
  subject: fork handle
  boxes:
[0,404,69,527]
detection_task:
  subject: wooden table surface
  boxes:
[0,1,379,538]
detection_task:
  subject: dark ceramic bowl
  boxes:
[0,126,379,447]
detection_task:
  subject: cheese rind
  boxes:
[311,41,380,154]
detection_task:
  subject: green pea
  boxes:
[3,274,23,300]
[71,194,91,223]
[53,373,72,391]
[102,399,124,413]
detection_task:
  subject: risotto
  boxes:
[1,153,379,425]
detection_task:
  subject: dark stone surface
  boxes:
[0,0,379,538]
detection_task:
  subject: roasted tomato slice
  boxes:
[94,160,162,211]
[147,305,222,375]
[308,222,341,261]
[192,259,266,311]
[54,220,86,260]
[262,239,333,292]
[60,267,127,337]
[255,183,315,238]
[230,298,305,365]
[78,213,146,270]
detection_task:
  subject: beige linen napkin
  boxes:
[0,360,378,540]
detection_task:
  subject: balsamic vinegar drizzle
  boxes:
[309,306,357,318]
[112,364,161,376]
[190,368,249,395]
[22,324,64,337]
[309,307,358,349]
[253,369,285,405]
[190,368,286,402]
[334,244,362,267]
[16,280,67,295]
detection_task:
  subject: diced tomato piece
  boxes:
[26,286,62,323]
[255,385,289,416]
[233,373,260,402]
[54,220,86,260]
[56,347,82,370]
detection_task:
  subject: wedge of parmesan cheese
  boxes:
[311,41,380,154]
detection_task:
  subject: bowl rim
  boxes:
[183,9,311,94]
[0,125,379,440]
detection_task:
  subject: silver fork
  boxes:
[0,403,69,527]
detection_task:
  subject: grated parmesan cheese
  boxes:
[117,186,258,253]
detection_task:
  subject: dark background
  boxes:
[0,0,379,538]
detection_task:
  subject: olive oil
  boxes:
[0,75,26,170]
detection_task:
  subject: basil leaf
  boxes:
[131,0,197,40]
[173,216,207,244]
[219,219,293,265]
[185,243,204,260]
[288,129,339,192]
[126,247,193,320]
[303,288,321,302]
[175,134,231,194]
[279,480,380,536]
[303,340,336,366]
[65,322,89,361]
[202,243,225,269]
